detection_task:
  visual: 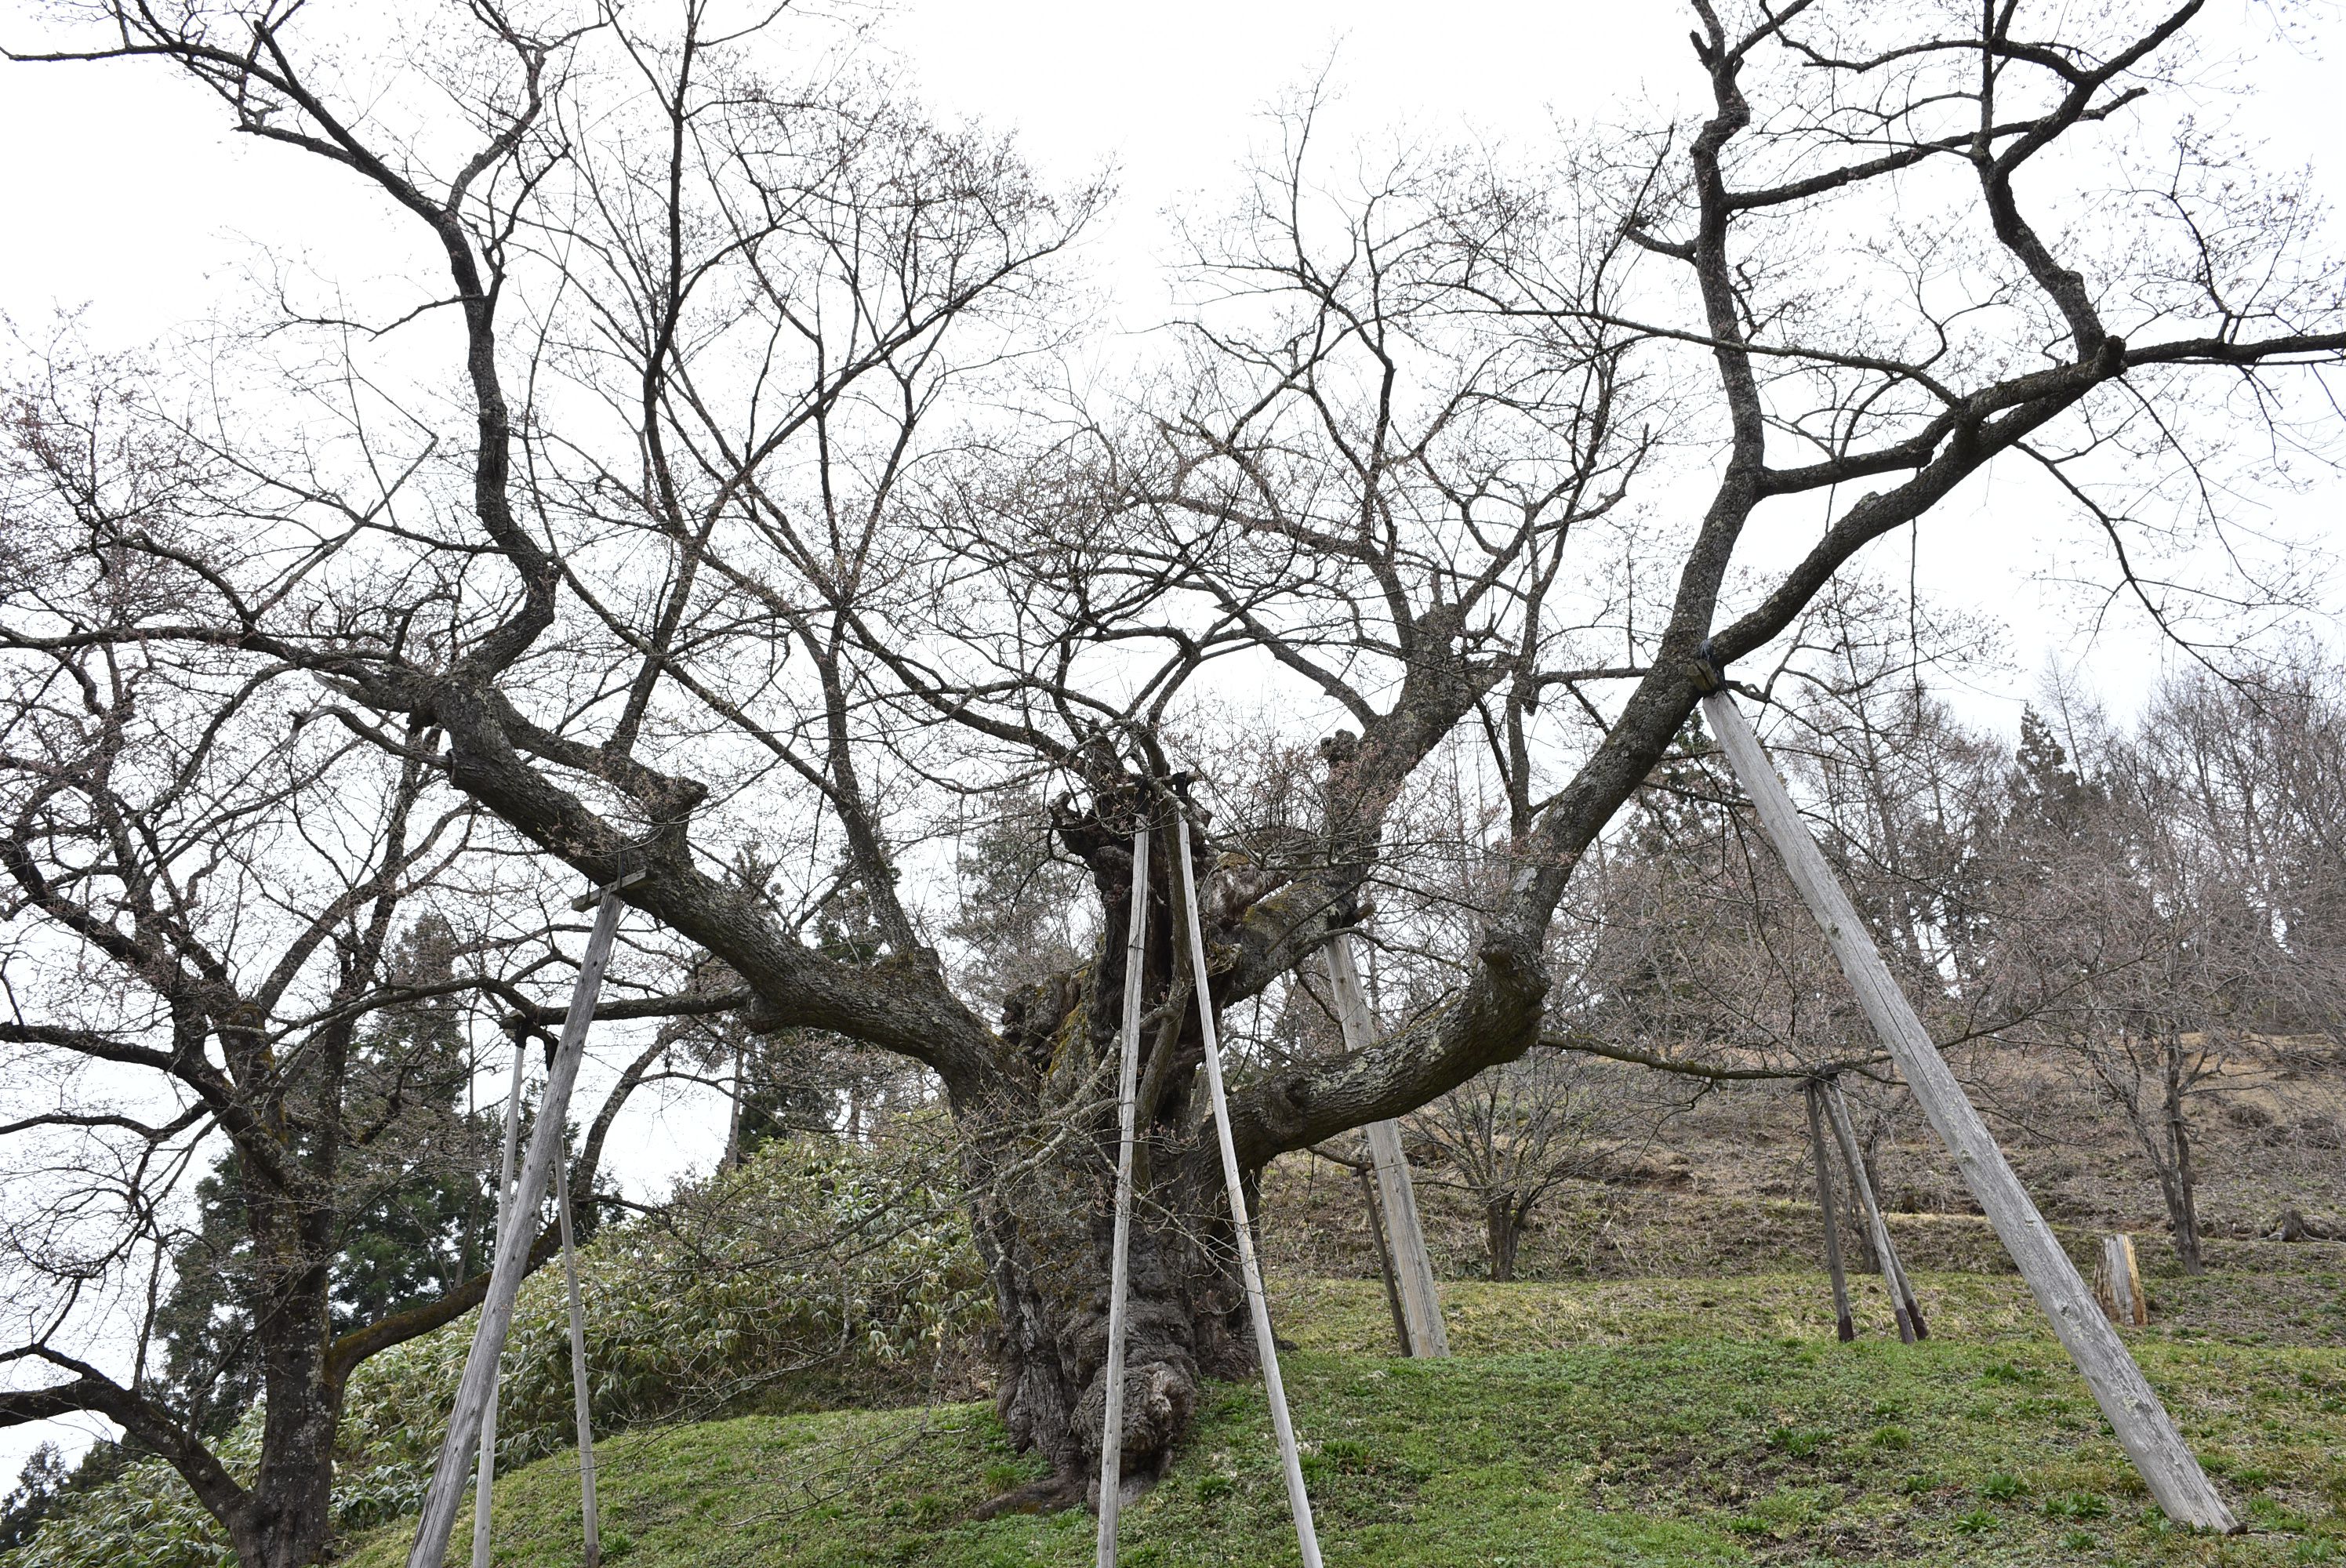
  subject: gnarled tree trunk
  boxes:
[961,790,1285,1512]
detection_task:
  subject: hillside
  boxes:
[341,1262,2346,1567]
[1256,1039,2346,1290]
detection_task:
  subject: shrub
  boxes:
[6,1131,988,1568]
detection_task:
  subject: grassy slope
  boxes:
[343,1270,2346,1568]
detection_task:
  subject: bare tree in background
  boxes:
[1407,1050,1687,1281]
[0,357,717,1568]
[1988,662,2346,1272]
[1,0,2340,1530]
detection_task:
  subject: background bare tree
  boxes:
[1985,661,2346,1272]
[0,355,707,1568]
[1406,1051,1688,1281]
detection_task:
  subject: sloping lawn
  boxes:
[343,1274,2346,1567]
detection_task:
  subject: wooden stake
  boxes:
[1175,815,1323,1568]
[1840,1081,1930,1342]
[1803,1082,1855,1342]
[470,1033,528,1568]
[1882,1210,1930,1340]
[1325,936,1451,1358]
[1821,1077,1917,1345]
[1096,825,1151,1567]
[554,1152,601,1567]
[1825,1076,1930,1338]
[1356,1158,1411,1355]
[1701,689,2236,1533]
[410,881,632,1568]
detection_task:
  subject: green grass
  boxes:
[1271,1269,2063,1352]
[343,1274,2346,1568]
[1273,1266,2346,1352]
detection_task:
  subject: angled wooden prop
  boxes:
[1826,1076,1929,1339]
[1803,1082,1856,1342]
[1096,822,1152,1567]
[1356,1161,1412,1352]
[1324,935,1450,1358]
[555,1152,602,1566]
[1175,815,1324,1568]
[470,1033,529,1567]
[1701,688,2236,1533]
[1821,1075,1916,1345]
[410,871,641,1568]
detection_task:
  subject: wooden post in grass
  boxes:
[1875,1193,1930,1341]
[1701,686,2237,1534]
[2096,1235,2148,1327]
[1821,1076,1916,1345]
[1803,1081,1856,1341]
[554,1152,601,1566]
[1096,824,1151,1567]
[470,1031,528,1568]
[1356,1160,1412,1355]
[1325,935,1451,1359]
[410,872,640,1568]
[1175,815,1324,1568]
[1824,1077,1930,1341]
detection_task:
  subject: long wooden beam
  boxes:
[1096,824,1152,1567]
[1828,1077,1929,1338]
[410,884,630,1567]
[1175,815,1324,1568]
[1356,1160,1412,1353]
[470,1034,528,1566]
[1821,1076,1916,1344]
[554,1152,602,1566]
[1701,688,2236,1534]
[1324,935,1451,1358]
[1803,1082,1856,1341]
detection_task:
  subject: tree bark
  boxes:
[234,1238,342,1568]
[2162,1040,2206,1276]
[1485,1199,1523,1283]
[967,1098,1242,1513]
[965,807,1261,1514]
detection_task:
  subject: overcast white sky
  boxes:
[2,0,2334,706]
[1,0,2339,1483]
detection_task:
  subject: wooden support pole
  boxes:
[554,1152,601,1567]
[1096,826,1151,1566]
[1175,815,1323,1568]
[1324,936,1450,1359]
[1831,1077,1930,1341]
[1883,1225,1929,1341]
[1357,1160,1412,1356]
[410,879,634,1568]
[1701,689,2236,1533]
[1803,1082,1856,1342]
[1821,1077,1917,1345]
[470,1033,528,1568]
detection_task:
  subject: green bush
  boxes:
[5,1132,988,1568]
